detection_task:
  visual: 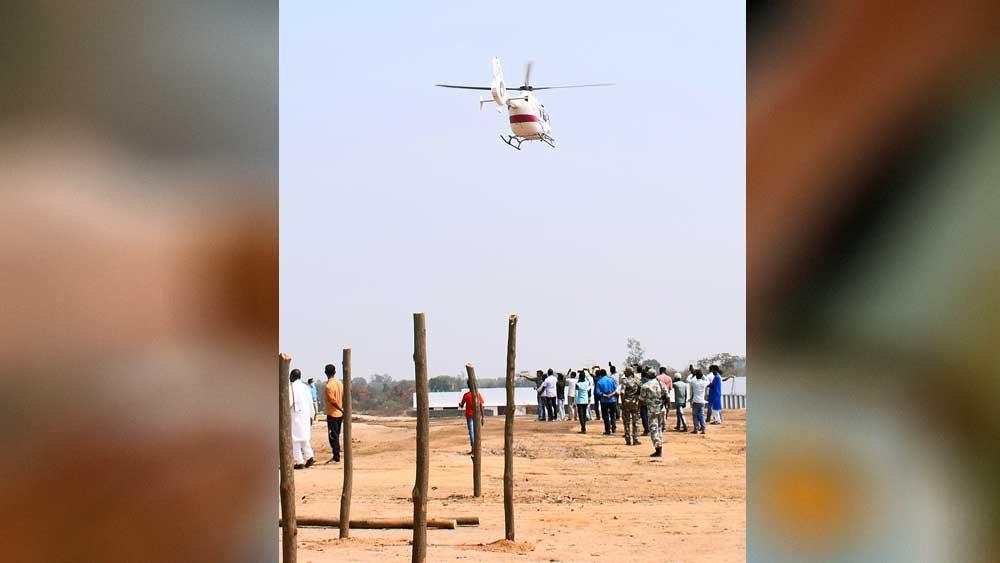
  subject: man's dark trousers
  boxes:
[326,415,343,461]
[601,402,618,433]
[544,397,557,421]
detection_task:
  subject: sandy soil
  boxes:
[284,409,745,562]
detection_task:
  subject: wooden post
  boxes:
[339,347,353,539]
[503,314,517,541]
[411,313,429,563]
[278,353,297,563]
[465,363,482,498]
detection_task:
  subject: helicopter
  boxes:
[435,57,612,150]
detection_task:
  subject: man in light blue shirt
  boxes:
[307,378,318,419]
[573,374,591,433]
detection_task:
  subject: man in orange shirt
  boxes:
[458,381,485,455]
[324,363,344,463]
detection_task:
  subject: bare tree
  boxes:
[625,337,646,367]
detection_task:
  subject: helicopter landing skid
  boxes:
[500,133,556,150]
[500,134,524,150]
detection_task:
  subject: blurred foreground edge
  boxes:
[749,2,1000,562]
[0,2,278,562]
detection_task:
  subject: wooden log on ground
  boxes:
[412,312,429,563]
[503,314,518,541]
[339,347,353,539]
[280,517,458,530]
[278,353,296,563]
[466,363,482,498]
[455,516,480,526]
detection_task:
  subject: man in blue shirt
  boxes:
[594,368,619,435]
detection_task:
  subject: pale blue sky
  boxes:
[280,1,745,382]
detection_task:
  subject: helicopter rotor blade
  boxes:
[434,84,493,90]
[523,60,534,88]
[529,83,615,90]
[438,83,555,91]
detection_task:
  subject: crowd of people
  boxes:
[524,363,734,458]
[286,360,735,469]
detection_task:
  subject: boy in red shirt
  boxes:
[458,382,485,454]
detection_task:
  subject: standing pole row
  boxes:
[281,313,517,563]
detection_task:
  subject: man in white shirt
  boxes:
[539,369,558,421]
[289,368,316,468]
[566,372,579,421]
[686,368,711,435]
[581,368,596,420]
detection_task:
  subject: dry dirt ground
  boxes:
[284,409,745,562]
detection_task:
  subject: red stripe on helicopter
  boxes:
[509,114,540,123]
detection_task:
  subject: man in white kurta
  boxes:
[289,369,315,468]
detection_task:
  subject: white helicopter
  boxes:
[436,57,612,150]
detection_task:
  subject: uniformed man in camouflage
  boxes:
[619,367,642,446]
[639,367,670,457]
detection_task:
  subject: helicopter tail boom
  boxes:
[479,96,502,113]
[489,56,508,108]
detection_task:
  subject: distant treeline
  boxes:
[331,373,532,416]
[625,340,746,379]
[644,352,747,378]
[428,375,535,393]
[346,373,415,416]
